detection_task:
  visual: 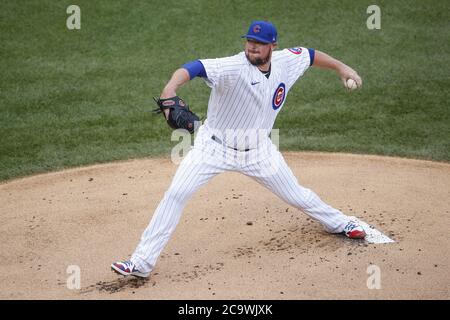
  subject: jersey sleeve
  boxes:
[281,47,314,88]
[182,60,207,79]
[199,54,243,90]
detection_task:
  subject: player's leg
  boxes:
[241,147,356,234]
[124,145,226,275]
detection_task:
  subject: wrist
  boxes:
[334,61,347,74]
[160,68,190,99]
[160,87,177,99]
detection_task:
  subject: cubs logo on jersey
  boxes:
[272,83,286,110]
[288,47,302,55]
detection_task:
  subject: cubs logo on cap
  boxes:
[253,25,261,33]
[272,83,286,110]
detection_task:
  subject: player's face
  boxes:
[245,39,276,66]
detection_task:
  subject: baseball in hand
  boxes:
[346,78,358,91]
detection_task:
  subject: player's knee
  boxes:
[164,186,191,204]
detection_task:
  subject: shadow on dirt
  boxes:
[81,276,152,294]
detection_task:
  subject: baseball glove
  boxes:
[152,96,200,134]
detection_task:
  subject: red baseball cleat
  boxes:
[343,218,367,239]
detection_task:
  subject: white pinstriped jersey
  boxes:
[199,47,312,149]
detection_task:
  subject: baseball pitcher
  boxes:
[112,21,365,278]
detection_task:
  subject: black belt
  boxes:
[211,135,250,152]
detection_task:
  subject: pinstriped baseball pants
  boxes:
[131,127,350,273]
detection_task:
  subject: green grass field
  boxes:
[1,0,449,181]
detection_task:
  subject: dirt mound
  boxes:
[0,152,449,299]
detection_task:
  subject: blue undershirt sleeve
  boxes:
[308,48,315,66]
[182,60,207,79]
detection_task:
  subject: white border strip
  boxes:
[357,219,395,244]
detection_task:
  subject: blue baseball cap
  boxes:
[242,20,278,44]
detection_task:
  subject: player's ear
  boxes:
[272,43,278,50]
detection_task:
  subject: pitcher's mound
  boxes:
[0,152,449,299]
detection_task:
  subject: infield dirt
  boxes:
[0,152,449,299]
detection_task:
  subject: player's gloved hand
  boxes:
[338,64,362,89]
[152,96,200,134]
